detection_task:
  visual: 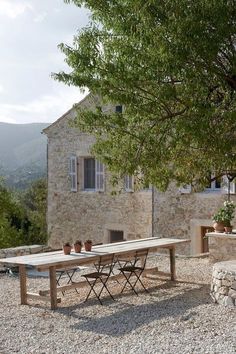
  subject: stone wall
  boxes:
[153,183,236,255]
[211,261,236,308]
[0,245,51,270]
[44,96,152,249]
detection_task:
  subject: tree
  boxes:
[0,180,25,248]
[21,178,48,245]
[55,0,236,190]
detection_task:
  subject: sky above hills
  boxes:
[0,0,89,124]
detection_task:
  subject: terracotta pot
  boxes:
[213,222,225,233]
[224,226,233,234]
[74,243,82,253]
[84,242,92,251]
[63,245,72,255]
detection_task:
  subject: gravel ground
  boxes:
[0,255,235,354]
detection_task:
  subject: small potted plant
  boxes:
[212,208,225,232]
[74,240,82,253]
[222,200,235,233]
[84,239,92,251]
[212,200,235,233]
[63,242,72,255]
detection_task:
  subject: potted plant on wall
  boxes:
[84,239,92,251]
[212,201,235,233]
[63,242,72,255]
[74,240,82,253]
[222,200,235,233]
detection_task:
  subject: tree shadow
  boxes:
[56,281,211,337]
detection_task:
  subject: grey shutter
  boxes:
[125,175,134,192]
[222,175,236,194]
[95,160,104,191]
[69,155,77,192]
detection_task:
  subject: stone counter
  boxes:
[206,232,236,262]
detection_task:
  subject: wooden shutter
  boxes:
[179,184,191,194]
[222,175,236,194]
[95,160,104,191]
[125,175,134,192]
[69,155,77,192]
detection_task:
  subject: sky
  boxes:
[0,0,89,124]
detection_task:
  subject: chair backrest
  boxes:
[135,248,149,269]
[96,254,115,273]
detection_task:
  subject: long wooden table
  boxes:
[0,237,190,309]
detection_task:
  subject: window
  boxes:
[84,157,104,191]
[205,174,221,191]
[115,105,123,113]
[110,230,124,243]
[124,175,134,192]
[84,158,95,189]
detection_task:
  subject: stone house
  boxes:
[43,95,152,249]
[153,181,236,255]
[44,94,236,255]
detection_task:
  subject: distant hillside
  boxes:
[0,122,50,189]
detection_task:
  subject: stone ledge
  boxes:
[0,245,52,271]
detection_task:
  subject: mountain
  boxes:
[0,122,50,189]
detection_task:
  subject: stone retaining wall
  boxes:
[210,260,236,308]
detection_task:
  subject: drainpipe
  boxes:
[152,185,154,237]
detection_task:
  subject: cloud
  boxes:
[33,12,47,23]
[0,0,90,124]
[0,0,33,19]
[0,85,87,124]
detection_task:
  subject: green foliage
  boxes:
[55,1,236,190]
[0,178,48,249]
[212,201,235,226]
[0,180,25,248]
[21,179,48,245]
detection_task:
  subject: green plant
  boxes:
[212,201,235,226]
[63,242,71,247]
[85,239,92,244]
[74,240,82,245]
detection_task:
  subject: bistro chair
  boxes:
[82,254,115,304]
[118,248,149,295]
[56,266,88,295]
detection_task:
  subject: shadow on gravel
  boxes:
[56,282,211,337]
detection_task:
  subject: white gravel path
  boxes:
[0,255,235,354]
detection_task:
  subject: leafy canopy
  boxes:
[55,0,236,190]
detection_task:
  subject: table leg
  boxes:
[19,265,27,305]
[169,247,176,281]
[49,266,57,310]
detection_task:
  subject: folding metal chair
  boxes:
[118,248,149,295]
[56,266,87,295]
[82,254,115,304]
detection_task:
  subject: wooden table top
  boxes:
[0,237,190,271]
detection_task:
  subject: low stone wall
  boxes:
[210,260,236,308]
[207,233,236,262]
[0,245,51,270]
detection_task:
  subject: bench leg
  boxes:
[19,265,27,305]
[169,248,176,281]
[49,266,57,310]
